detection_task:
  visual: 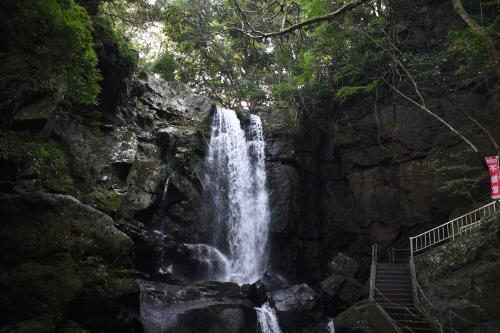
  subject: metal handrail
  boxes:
[371,283,423,321]
[410,201,500,257]
[369,244,377,301]
[409,256,444,333]
[409,255,483,333]
[370,282,406,333]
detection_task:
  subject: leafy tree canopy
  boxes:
[100,0,498,111]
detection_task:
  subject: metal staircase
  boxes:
[370,245,435,333]
[375,263,434,332]
[370,200,500,333]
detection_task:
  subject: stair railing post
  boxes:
[410,237,414,260]
[369,244,377,302]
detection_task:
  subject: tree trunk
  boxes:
[451,0,500,79]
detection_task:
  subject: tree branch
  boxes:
[234,0,368,39]
[451,0,500,79]
[383,78,479,153]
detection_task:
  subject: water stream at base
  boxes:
[203,107,271,284]
[256,302,283,333]
[328,318,336,333]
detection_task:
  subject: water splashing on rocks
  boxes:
[256,302,283,333]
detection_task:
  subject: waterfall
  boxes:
[184,243,231,281]
[154,175,170,274]
[203,107,270,284]
[153,175,170,234]
[328,318,335,333]
[256,302,283,333]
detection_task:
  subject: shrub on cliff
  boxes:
[0,0,101,110]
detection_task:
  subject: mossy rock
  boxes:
[0,192,135,329]
[0,258,82,324]
[0,132,74,194]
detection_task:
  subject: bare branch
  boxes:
[457,104,500,154]
[383,78,479,153]
[233,0,368,39]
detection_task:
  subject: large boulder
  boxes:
[138,280,257,333]
[269,284,320,331]
[0,192,139,332]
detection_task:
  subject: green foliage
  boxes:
[0,133,74,193]
[447,29,488,73]
[437,164,484,199]
[0,0,102,105]
[446,0,499,73]
[335,80,379,103]
[93,15,138,70]
[149,51,176,81]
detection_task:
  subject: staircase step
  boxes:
[377,269,410,274]
[396,319,434,329]
[378,264,409,267]
[376,280,412,286]
[375,285,412,290]
[374,289,412,296]
[382,305,418,312]
[378,303,416,309]
[377,268,410,273]
[377,275,410,279]
[385,311,424,321]
[401,327,435,333]
[375,296,413,303]
[377,264,408,269]
[377,269,410,276]
[376,277,411,282]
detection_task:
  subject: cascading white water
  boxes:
[328,318,336,333]
[154,175,170,274]
[203,107,270,284]
[184,243,231,281]
[256,302,283,333]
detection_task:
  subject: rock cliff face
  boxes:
[0,35,216,329]
[255,0,500,290]
[415,218,500,333]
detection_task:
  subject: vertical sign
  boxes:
[485,156,500,200]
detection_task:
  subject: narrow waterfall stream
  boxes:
[256,302,283,333]
[203,107,271,284]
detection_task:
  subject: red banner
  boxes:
[486,156,500,200]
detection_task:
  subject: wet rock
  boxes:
[259,271,292,291]
[138,280,257,333]
[265,138,297,162]
[247,281,268,306]
[338,279,364,304]
[269,284,319,331]
[320,275,345,297]
[139,75,212,122]
[327,253,359,278]
[320,274,364,316]
[266,162,299,234]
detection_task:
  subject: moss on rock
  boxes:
[0,193,137,330]
[0,132,74,193]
